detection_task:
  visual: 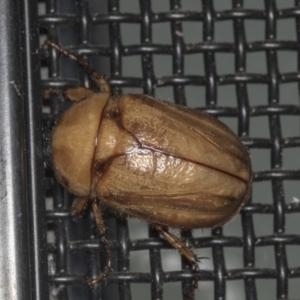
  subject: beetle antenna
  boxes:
[43,40,111,94]
[43,40,95,76]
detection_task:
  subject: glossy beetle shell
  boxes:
[52,93,252,229]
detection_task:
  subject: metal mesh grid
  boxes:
[39,1,300,299]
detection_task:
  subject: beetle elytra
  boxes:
[45,40,252,299]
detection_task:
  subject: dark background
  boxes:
[0,0,299,300]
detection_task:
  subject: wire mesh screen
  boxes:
[39,1,300,299]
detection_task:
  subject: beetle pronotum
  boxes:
[45,40,252,299]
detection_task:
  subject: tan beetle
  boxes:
[45,41,252,299]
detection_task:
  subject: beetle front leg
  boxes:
[154,225,200,300]
[87,200,112,285]
[65,86,95,102]
[43,85,96,106]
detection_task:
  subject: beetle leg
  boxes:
[154,225,200,300]
[89,74,110,95]
[86,200,112,285]
[91,201,107,236]
[71,196,90,219]
[43,88,65,101]
[43,86,95,104]
[154,225,199,265]
[64,86,95,102]
[43,40,111,94]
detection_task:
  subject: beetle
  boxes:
[45,40,252,298]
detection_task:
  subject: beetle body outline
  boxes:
[53,92,252,229]
[46,40,252,299]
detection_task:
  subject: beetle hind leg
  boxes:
[86,201,112,285]
[154,225,200,300]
